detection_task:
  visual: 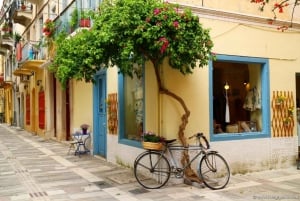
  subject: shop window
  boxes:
[119,68,144,144]
[210,55,270,141]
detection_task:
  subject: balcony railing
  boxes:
[17,42,46,63]
[16,0,33,12]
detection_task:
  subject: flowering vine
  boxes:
[250,0,299,31]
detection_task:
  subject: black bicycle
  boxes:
[134,133,230,189]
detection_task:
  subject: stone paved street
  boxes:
[0,124,299,201]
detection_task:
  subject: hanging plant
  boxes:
[2,22,11,32]
[43,19,55,37]
[70,8,79,30]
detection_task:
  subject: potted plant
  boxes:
[21,4,26,10]
[14,32,22,43]
[80,124,89,134]
[21,0,26,10]
[2,22,10,32]
[142,132,165,150]
[43,19,55,37]
[69,8,79,31]
[79,10,93,27]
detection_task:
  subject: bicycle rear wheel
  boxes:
[199,152,230,190]
[134,151,171,189]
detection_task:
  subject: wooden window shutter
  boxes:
[26,94,30,125]
[38,91,45,129]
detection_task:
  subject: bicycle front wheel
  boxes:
[134,151,171,189]
[199,152,230,190]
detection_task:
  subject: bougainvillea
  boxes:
[250,0,298,30]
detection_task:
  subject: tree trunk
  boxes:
[153,62,202,183]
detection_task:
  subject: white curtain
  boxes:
[225,91,230,123]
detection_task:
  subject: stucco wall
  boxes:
[105,13,300,172]
[211,137,298,174]
[171,0,300,22]
[71,81,93,132]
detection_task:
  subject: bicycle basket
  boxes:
[142,141,163,150]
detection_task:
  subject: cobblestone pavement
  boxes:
[0,124,299,201]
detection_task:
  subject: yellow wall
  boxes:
[139,16,300,141]
[71,80,93,132]
[171,0,300,22]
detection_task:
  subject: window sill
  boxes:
[211,132,269,141]
[119,138,142,148]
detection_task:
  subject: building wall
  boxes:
[172,0,300,22]
[105,10,300,172]
[71,80,93,132]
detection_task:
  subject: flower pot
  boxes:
[82,128,88,134]
[80,19,90,27]
[44,31,52,36]
[142,141,163,150]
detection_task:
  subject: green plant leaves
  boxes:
[50,0,214,88]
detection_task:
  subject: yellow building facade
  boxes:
[1,0,299,174]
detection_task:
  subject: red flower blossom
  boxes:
[173,21,179,28]
[159,37,169,54]
[154,8,161,15]
[42,27,49,32]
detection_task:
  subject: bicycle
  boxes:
[134,133,230,190]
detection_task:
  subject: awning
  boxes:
[13,60,47,76]
[13,68,33,76]
[19,60,46,71]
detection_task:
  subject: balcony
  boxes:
[0,26,13,53]
[13,41,46,79]
[12,0,33,26]
[16,41,47,62]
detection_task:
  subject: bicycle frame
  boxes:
[134,134,230,190]
[166,144,206,173]
[133,143,218,176]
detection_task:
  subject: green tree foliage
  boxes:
[49,0,214,88]
[50,0,214,182]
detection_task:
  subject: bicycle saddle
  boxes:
[164,139,176,144]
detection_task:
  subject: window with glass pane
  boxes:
[123,73,144,141]
[213,61,262,134]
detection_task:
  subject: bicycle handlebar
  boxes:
[188,132,210,149]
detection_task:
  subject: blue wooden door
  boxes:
[93,71,107,157]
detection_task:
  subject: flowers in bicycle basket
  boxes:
[142,131,165,143]
[80,124,89,134]
[142,132,165,150]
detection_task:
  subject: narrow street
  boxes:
[0,124,299,201]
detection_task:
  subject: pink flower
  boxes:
[154,8,161,15]
[159,37,169,54]
[173,21,179,28]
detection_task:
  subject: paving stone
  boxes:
[0,125,300,201]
